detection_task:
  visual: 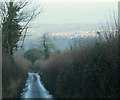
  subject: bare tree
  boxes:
[0,0,43,54]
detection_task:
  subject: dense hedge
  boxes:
[2,53,31,98]
[37,32,120,98]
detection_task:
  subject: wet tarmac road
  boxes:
[21,73,53,99]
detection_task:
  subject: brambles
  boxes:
[2,53,31,98]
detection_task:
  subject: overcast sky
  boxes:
[28,0,118,26]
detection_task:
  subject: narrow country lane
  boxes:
[21,73,53,99]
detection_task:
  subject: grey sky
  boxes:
[30,1,118,25]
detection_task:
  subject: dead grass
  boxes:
[13,55,32,70]
[2,53,32,98]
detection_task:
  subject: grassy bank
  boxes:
[2,53,32,98]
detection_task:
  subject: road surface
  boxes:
[21,73,53,99]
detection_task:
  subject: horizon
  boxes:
[22,1,118,51]
[28,1,118,28]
